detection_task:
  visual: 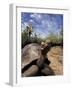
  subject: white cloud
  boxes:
[24,22,28,26]
[21,13,62,37]
[34,28,48,39]
[41,18,59,34]
[30,13,42,21]
[29,19,34,23]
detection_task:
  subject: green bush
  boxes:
[45,34,63,44]
[21,24,63,48]
[21,25,44,48]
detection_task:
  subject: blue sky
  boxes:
[21,12,63,38]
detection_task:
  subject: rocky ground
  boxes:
[21,43,63,77]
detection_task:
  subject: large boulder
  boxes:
[47,46,63,75]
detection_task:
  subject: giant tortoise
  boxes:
[21,43,51,77]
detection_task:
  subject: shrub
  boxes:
[21,26,44,48]
[45,34,63,45]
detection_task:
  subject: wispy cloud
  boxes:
[30,13,42,20]
[21,12,63,38]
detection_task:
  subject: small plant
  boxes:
[21,24,44,48]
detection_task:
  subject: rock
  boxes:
[47,46,63,75]
[21,43,41,69]
[22,65,39,77]
[41,64,55,75]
